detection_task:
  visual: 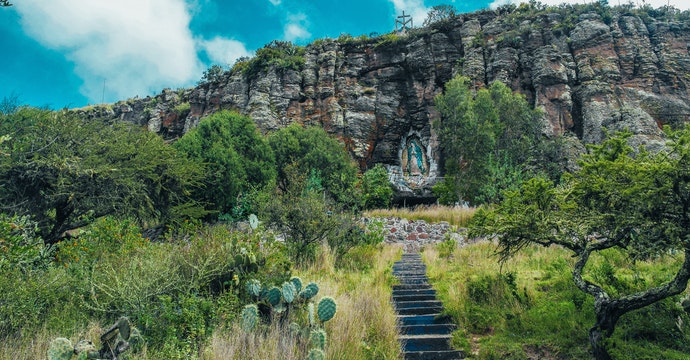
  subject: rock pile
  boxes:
[364,217,466,252]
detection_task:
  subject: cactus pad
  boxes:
[299,282,319,300]
[290,276,303,293]
[234,254,244,267]
[308,348,326,360]
[48,338,74,360]
[288,322,301,336]
[74,340,97,357]
[246,279,261,298]
[310,328,327,350]
[266,286,282,306]
[317,297,337,323]
[273,301,286,314]
[241,304,259,332]
[282,281,296,303]
[117,317,131,340]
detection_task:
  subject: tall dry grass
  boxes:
[365,204,476,227]
[203,244,403,360]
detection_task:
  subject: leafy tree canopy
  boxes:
[433,76,544,205]
[174,110,276,218]
[361,164,393,210]
[268,124,359,208]
[0,107,205,244]
[471,128,690,359]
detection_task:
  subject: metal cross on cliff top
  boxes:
[395,11,413,34]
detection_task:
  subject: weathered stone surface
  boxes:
[80,8,690,199]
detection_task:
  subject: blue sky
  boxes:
[1,0,688,109]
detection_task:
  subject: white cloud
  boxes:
[269,0,281,5]
[199,37,252,66]
[389,0,429,28]
[16,0,205,103]
[490,0,689,10]
[283,13,311,42]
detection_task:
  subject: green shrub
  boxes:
[174,110,277,217]
[243,41,306,79]
[0,214,50,273]
[361,164,393,210]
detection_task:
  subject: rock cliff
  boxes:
[79,5,690,199]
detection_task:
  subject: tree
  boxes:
[268,124,359,208]
[0,108,205,244]
[433,76,543,205]
[470,128,690,359]
[423,4,457,26]
[173,110,276,218]
[361,164,394,209]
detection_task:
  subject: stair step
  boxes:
[399,323,456,335]
[404,350,466,360]
[393,266,426,271]
[395,300,443,309]
[393,294,437,302]
[397,306,444,315]
[398,314,453,326]
[393,270,427,274]
[398,278,430,285]
[393,288,436,296]
[393,284,432,291]
[400,334,452,352]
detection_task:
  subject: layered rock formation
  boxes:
[79,6,690,199]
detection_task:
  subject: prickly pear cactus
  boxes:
[290,276,302,293]
[273,301,286,314]
[246,279,261,298]
[288,322,301,336]
[73,340,97,359]
[241,304,259,332]
[308,302,316,327]
[308,348,326,360]
[117,316,131,340]
[310,328,327,350]
[282,281,296,304]
[48,338,74,360]
[266,286,282,306]
[234,254,244,267]
[317,297,337,323]
[299,282,319,300]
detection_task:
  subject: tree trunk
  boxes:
[589,324,612,360]
[589,300,621,360]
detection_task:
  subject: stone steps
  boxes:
[392,253,465,360]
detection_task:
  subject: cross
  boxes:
[395,11,413,34]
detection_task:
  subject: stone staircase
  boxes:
[393,253,465,360]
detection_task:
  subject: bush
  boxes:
[174,110,277,217]
[361,164,393,210]
[0,214,50,273]
[269,124,360,209]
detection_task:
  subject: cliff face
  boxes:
[81,7,690,198]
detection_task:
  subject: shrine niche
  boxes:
[401,135,429,178]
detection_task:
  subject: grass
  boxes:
[423,241,690,359]
[1,241,402,360]
[201,244,403,360]
[365,204,477,227]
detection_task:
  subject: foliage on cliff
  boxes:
[433,76,546,205]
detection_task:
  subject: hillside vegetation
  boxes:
[3,2,690,359]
